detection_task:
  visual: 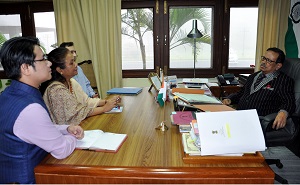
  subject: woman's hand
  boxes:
[67,125,84,140]
[103,98,118,112]
[107,95,121,104]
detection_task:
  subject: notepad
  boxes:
[107,87,142,95]
[76,130,127,152]
[105,106,123,113]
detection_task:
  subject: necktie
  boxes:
[254,73,265,88]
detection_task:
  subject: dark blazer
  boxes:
[228,71,295,116]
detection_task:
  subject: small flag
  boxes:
[157,81,167,107]
[285,0,300,58]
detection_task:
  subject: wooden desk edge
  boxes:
[35,162,274,184]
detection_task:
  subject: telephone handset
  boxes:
[217,73,239,86]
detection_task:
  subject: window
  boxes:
[34,12,57,53]
[122,0,258,78]
[0,2,54,78]
[169,7,212,69]
[0,14,22,41]
[228,8,258,69]
[0,14,22,71]
[121,8,154,70]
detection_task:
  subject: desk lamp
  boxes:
[187,20,203,78]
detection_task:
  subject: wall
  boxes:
[122,78,150,87]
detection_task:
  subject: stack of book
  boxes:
[170,111,196,133]
[181,120,201,155]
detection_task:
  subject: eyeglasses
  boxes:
[261,56,276,64]
[34,54,48,62]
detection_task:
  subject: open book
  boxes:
[76,130,127,152]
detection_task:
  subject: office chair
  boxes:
[260,58,300,184]
[78,59,98,91]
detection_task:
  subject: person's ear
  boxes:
[20,63,31,76]
[56,67,63,75]
[276,63,282,70]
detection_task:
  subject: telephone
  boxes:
[217,73,239,86]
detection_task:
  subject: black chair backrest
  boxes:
[280,58,300,116]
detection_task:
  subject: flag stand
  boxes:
[155,80,168,132]
[155,102,168,131]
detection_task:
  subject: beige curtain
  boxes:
[255,0,290,71]
[53,0,122,98]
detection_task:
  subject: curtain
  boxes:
[53,0,122,98]
[255,0,290,71]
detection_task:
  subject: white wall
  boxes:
[122,78,151,87]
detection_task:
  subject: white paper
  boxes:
[76,130,104,149]
[183,78,209,84]
[196,109,265,156]
[76,130,127,151]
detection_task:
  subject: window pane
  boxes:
[0,14,22,70]
[121,8,154,70]
[0,14,22,43]
[169,7,212,69]
[229,8,258,68]
[34,12,57,53]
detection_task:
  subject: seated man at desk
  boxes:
[222,47,295,131]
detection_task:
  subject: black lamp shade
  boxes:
[187,20,203,38]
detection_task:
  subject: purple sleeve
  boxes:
[13,103,77,159]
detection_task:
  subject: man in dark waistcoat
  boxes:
[223,47,295,131]
[0,37,84,184]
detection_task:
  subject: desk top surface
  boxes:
[39,87,266,168]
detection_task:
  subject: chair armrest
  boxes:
[260,113,300,147]
[259,113,277,122]
[259,113,278,132]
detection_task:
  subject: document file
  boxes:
[196,109,265,156]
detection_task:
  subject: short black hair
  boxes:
[267,47,285,64]
[0,36,40,80]
[59,42,74,48]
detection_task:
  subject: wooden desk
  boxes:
[35,87,274,184]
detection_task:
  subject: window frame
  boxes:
[0,1,53,79]
[0,0,258,79]
[222,0,258,75]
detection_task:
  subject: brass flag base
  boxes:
[155,121,169,131]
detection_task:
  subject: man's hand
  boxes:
[92,93,99,98]
[67,125,84,140]
[273,111,287,130]
[222,98,231,105]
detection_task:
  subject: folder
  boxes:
[173,92,222,105]
[193,104,235,112]
[107,87,142,95]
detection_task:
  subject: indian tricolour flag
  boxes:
[285,0,300,58]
